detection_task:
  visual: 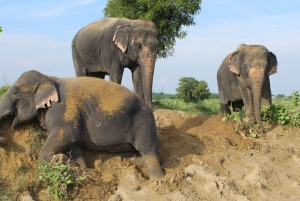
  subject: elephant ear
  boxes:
[113,24,130,53]
[34,81,59,110]
[228,44,247,75]
[267,52,278,75]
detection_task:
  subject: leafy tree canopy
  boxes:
[103,0,202,58]
[176,77,210,103]
[0,26,2,33]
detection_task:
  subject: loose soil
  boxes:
[0,109,299,201]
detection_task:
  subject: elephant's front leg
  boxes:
[109,62,124,84]
[240,87,255,124]
[131,66,145,101]
[40,128,87,168]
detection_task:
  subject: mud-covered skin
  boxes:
[0,70,164,179]
[72,18,158,108]
[217,44,278,129]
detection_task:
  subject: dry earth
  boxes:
[0,109,299,201]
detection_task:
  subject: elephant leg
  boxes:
[40,127,78,164]
[131,66,145,101]
[109,63,124,84]
[70,145,87,168]
[72,44,86,77]
[219,91,230,113]
[132,111,164,179]
[144,155,164,179]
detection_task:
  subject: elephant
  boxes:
[72,18,159,108]
[0,70,164,179]
[217,44,278,130]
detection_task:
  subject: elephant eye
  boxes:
[135,42,142,50]
[245,66,248,74]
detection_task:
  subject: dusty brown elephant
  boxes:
[217,44,278,129]
[72,18,158,108]
[0,70,164,179]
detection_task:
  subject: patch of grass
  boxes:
[222,106,260,138]
[0,176,12,201]
[153,98,220,115]
[16,164,30,174]
[9,175,27,193]
[0,85,9,99]
[38,162,87,201]
[262,91,300,127]
[30,125,46,148]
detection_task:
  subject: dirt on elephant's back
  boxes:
[0,109,300,200]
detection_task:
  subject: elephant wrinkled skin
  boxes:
[0,70,164,179]
[217,44,278,130]
[72,18,158,108]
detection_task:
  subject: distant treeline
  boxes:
[153,92,219,99]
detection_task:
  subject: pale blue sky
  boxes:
[1,0,299,95]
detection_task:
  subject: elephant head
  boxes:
[228,44,277,128]
[0,70,59,128]
[113,20,158,108]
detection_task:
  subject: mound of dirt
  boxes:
[0,109,299,200]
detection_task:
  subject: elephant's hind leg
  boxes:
[144,155,164,179]
[72,43,86,77]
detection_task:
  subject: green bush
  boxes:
[38,163,86,200]
[261,91,300,126]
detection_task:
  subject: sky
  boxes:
[0,0,299,95]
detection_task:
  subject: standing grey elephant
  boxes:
[0,70,164,179]
[72,18,158,108]
[217,44,278,129]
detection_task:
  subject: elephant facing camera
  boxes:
[217,44,278,130]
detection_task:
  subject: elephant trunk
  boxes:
[140,53,156,108]
[250,67,265,129]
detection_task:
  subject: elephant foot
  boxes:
[244,116,256,125]
[144,156,164,179]
[50,154,68,164]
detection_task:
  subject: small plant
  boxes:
[38,162,86,200]
[261,104,290,125]
[30,125,46,148]
[16,164,30,174]
[291,90,299,107]
[222,106,260,138]
[0,176,11,201]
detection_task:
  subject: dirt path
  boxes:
[0,109,299,200]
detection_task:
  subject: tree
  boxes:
[104,0,202,58]
[176,77,210,103]
[0,26,2,33]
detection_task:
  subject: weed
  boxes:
[0,176,11,201]
[222,106,260,138]
[262,99,300,127]
[38,162,86,200]
[16,164,30,174]
[9,175,27,192]
[0,85,9,99]
[291,90,299,107]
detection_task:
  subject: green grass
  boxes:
[153,98,220,116]
[0,85,9,99]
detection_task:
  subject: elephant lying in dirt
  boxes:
[0,70,164,179]
[217,44,278,130]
